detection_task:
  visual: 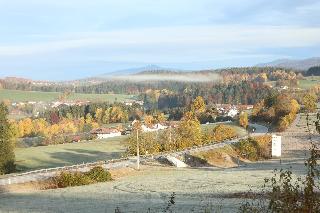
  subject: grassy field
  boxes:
[0,89,134,102]
[15,136,127,172]
[298,76,320,89]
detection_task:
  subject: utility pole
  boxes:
[169,126,172,144]
[136,128,140,170]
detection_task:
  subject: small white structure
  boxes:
[91,128,121,139]
[227,108,239,117]
[272,135,282,157]
[124,100,144,106]
[141,123,168,132]
[166,156,188,168]
[132,120,168,132]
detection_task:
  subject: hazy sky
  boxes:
[0,0,320,80]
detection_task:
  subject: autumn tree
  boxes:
[108,106,128,123]
[144,115,154,127]
[95,108,104,124]
[191,96,206,114]
[239,111,249,129]
[0,103,15,174]
[303,93,317,113]
[18,118,33,137]
[175,111,202,148]
[102,108,111,124]
[211,124,237,142]
[154,112,166,124]
[256,73,268,82]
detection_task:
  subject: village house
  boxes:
[131,119,168,132]
[124,100,144,106]
[141,123,168,132]
[51,100,90,108]
[90,128,122,139]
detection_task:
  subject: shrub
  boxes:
[211,124,237,142]
[253,135,272,159]
[236,138,259,161]
[235,136,272,161]
[85,166,112,182]
[53,171,93,188]
[52,166,112,188]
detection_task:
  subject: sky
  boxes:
[0,0,320,80]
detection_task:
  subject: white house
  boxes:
[131,120,168,132]
[141,123,168,132]
[124,100,144,106]
[91,128,122,139]
[227,108,239,117]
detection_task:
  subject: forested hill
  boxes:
[1,66,312,106]
[0,66,301,94]
[256,57,320,70]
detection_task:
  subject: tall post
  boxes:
[136,128,140,170]
[169,126,172,144]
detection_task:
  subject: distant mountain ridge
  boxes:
[256,57,320,70]
[98,65,182,78]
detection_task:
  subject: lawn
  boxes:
[0,89,134,102]
[15,136,127,172]
[298,76,320,89]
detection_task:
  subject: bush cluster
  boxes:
[235,135,271,161]
[252,93,300,131]
[52,166,112,188]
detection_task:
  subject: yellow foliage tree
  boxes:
[239,111,249,129]
[154,112,166,124]
[175,111,202,148]
[211,125,237,142]
[144,115,154,127]
[18,118,33,137]
[303,93,317,113]
[191,96,206,114]
[95,108,103,124]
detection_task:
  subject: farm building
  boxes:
[91,128,122,139]
[141,123,168,132]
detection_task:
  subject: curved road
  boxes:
[250,123,269,135]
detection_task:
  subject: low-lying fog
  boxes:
[110,73,221,82]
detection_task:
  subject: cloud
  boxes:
[0,25,319,59]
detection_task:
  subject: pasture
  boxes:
[0,89,134,102]
[298,76,320,89]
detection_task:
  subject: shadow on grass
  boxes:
[17,149,124,172]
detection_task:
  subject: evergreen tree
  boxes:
[0,103,15,174]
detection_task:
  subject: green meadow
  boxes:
[0,89,134,102]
